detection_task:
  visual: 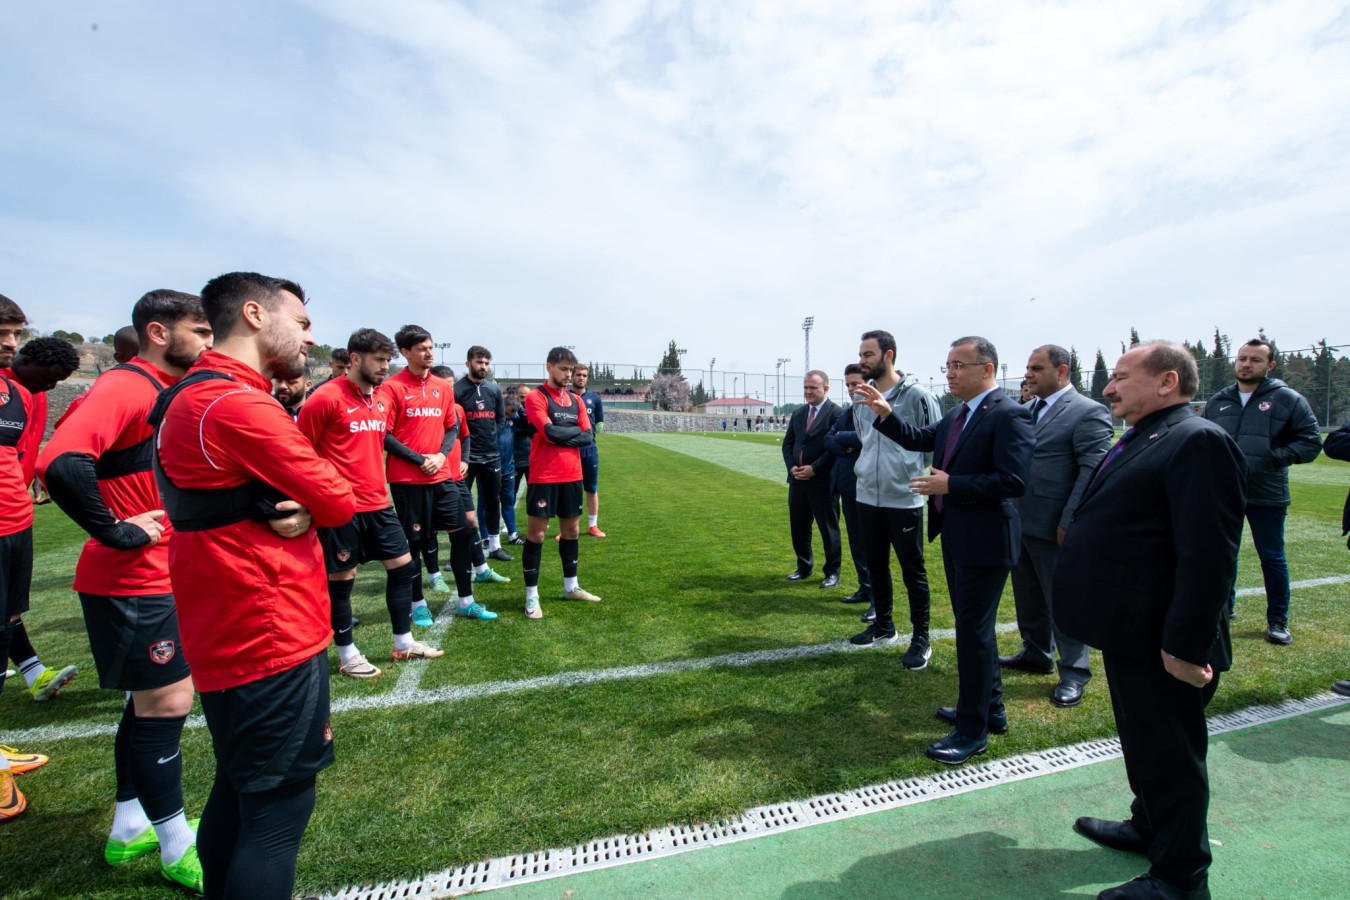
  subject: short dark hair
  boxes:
[331,348,350,364]
[860,330,896,359]
[131,290,205,346]
[430,365,455,380]
[952,335,998,370]
[199,272,305,338]
[1138,341,1200,399]
[395,324,431,350]
[1242,338,1277,365]
[348,328,395,356]
[547,346,577,365]
[1034,344,1071,370]
[0,293,27,326]
[15,337,80,375]
[466,345,491,361]
[844,363,863,377]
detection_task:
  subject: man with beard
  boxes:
[298,328,444,678]
[3,337,82,702]
[522,347,600,618]
[152,272,355,898]
[38,290,213,890]
[570,364,606,537]
[1203,338,1322,644]
[847,331,941,675]
[273,373,312,421]
[455,346,512,561]
[0,294,52,821]
[388,331,502,629]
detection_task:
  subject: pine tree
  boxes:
[1090,349,1110,399]
[657,341,683,375]
[1068,347,1083,391]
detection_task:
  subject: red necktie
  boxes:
[934,403,969,514]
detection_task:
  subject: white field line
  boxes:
[392,598,459,697]
[8,574,1348,748]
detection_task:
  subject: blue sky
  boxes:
[3,1,1347,401]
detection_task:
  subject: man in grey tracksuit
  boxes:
[849,330,942,671]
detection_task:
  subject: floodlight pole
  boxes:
[802,316,814,374]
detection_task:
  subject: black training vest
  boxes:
[92,364,165,480]
[0,374,26,451]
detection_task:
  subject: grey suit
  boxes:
[1008,388,1113,683]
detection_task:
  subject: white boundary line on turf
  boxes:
[6,574,1347,749]
[318,691,1350,900]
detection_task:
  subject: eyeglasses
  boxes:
[940,361,984,373]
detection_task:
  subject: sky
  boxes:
[3,1,1348,404]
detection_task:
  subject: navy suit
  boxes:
[782,400,843,578]
[824,404,869,597]
[876,389,1033,739]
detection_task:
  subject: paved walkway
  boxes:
[485,701,1348,899]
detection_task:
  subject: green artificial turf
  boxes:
[2,435,1348,897]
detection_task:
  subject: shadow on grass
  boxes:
[1219,707,1350,765]
[780,831,1139,899]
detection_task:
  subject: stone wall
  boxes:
[604,410,784,433]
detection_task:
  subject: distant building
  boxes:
[696,396,773,417]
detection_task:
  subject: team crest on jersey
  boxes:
[432,388,441,398]
[377,401,386,412]
[0,392,8,405]
[337,549,352,562]
[148,640,176,665]
[1259,400,1272,412]
[476,399,485,410]
[323,718,333,743]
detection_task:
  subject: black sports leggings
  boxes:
[197,773,316,899]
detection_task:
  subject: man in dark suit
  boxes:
[1057,342,1245,900]
[1323,422,1350,698]
[855,336,1033,766]
[781,370,842,588]
[1002,344,1113,708]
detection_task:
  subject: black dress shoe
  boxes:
[786,570,811,581]
[861,603,876,624]
[1074,817,1149,855]
[1052,680,1085,708]
[998,651,1055,675]
[819,574,840,589]
[1097,873,1209,899]
[488,548,514,562]
[840,591,871,604]
[935,706,1008,735]
[924,731,987,766]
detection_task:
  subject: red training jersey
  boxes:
[298,377,394,513]
[156,350,355,691]
[385,367,456,485]
[526,383,591,484]
[0,373,35,538]
[35,357,178,594]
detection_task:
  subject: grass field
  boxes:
[3,433,1349,898]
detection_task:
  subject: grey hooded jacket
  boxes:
[853,374,941,509]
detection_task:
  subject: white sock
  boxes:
[489,535,502,551]
[526,586,539,600]
[393,632,414,652]
[336,643,362,666]
[564,576,580,593]
[411,599,429,611]
[155,811,195,864]
[457,594,475,609]
[588,515,598,528]
[17,656,44,688]
[111,798,152,841]
[474,563,489,575]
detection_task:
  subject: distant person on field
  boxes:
[1202,337,1322,645]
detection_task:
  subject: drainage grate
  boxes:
[317,691,1348,900]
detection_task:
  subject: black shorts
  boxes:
[319,507,410,573]
[525,481,584,520]
[0,527,34,619]
[579,447,599,494]
[389,481,465,544]
[79,593,192,691]
[199,652,334,793]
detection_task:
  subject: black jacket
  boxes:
[823,403,860,495]
[1203,378,1321,507]
[782,400,841,490]
[1323,423,1350,540]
